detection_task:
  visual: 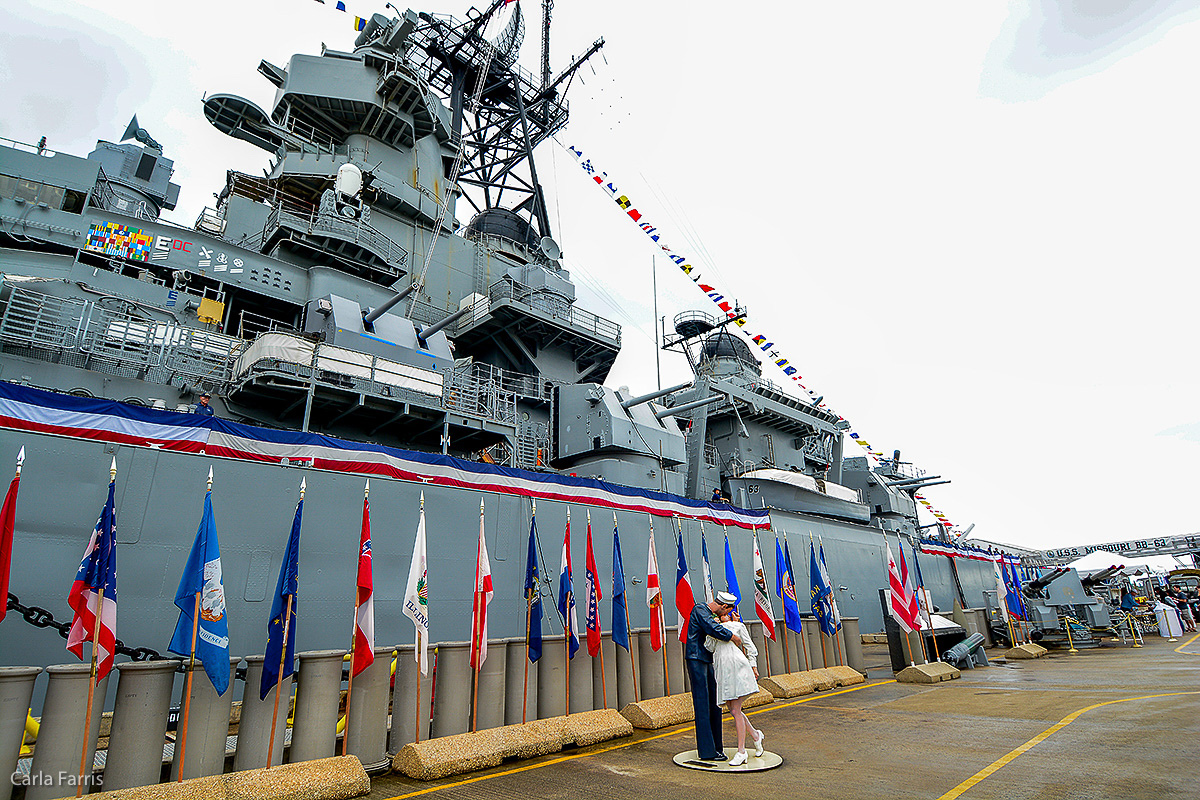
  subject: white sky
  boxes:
[2,0,1198,553]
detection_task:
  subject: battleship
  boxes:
[0,1,1007,680]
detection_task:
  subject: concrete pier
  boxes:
[345,646,394,772]
[25,664,109,800]
[471,639,506,731]
[390,643,432,752]
[289,649,345,763]
[843,617,865,673]
[503,637,537,725]
[430,642,471,738]
[170,656,239,781]
[104,659,180,790]
[0,666,40,800]
[234,655,290,771]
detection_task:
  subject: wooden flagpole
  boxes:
[76,585,104,798]
[342,480,368,756]
[589,510,607,710]
[564,508,571,716]
[779,616,791,673]
[471,588,481,732]
[523,500,535,724]
[267,479,301,767]
[619,514,638,703]
[178,466,211,779]
[414,493,424,744]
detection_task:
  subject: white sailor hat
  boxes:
[715,591,737,606]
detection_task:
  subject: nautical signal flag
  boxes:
[751,532,775,640]
[523,513,543,663]
[558,510,580,659]
[351,483,374,677]
[168,481,230,695]
[646,523,665,651]
[66,462,118,681]
[674,531,695,642]
[0,447,23,623]
[724,531,741,606]
[584,514,603,657]
[611,518,629,651]
[260,487,303,700]
[470,500,493,669]
[403,493,430,674]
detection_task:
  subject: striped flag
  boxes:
[887,542,921,633]
[674,532,695,642]
[350,483,374,677]
[0,448,23,623]
[557,510,580,659]
[584,514,602,657]
[646,523,665,651]
[752,531,775,640]
[66,465,118,680]
[470,500,493,669]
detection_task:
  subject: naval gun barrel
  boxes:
[620,381,694,410]
[1023,567,1069,597]
[1081,565,1124,588]
[902,479,951,491]
[417,304,475,342]
[887,475,943,487]
[363,284,419,324]
[653,394,725,420]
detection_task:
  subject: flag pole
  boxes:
[616,512,638,703]
[811,533,829,668]
[589,510,607,710]
[819,534,847,666]
[774,530,791,674]
[177,467,211,779]
[267,478,302,768]
[342,480,368,756]
[414,492,424,744]
[471,499,485,732]
[77,457,115,798]
[520,501,535,724]
[564,507,571,716]
[786,533,811,670]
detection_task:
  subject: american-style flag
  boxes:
[584,514,603,657]
[674,531,695,642]
[66,464,118,681]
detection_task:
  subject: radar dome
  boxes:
[463,208,540,251]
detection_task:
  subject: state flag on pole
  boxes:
[819,542,842,631]
[886,542,920,634]
[0,448,23,623]
[168,485,230,695]
[523,514,543,663]
[724,532,741,606]
[752,532,776,640]
[777,534,802,634]
[261,491,303,699]
[557,512,580,659]
[898,541,922,630]
[584,515,603,657]
[403,493,430,674]
[351,485,374,677]
[700,532,715,603]
[809,540,836,636]
[646,525,665,651]
[674,532,695,642]
[993,558,1011,626]
[1005,560,1026,621]
[611,520,629,651]
[470,500,493,669]
[66,468,118,681]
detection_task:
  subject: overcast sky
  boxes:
[3,1,1198,554]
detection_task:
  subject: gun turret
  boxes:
[620,381,693,410]
[1023,567,1068,598]
[1081,565,1124,589]
[886,475,942,487]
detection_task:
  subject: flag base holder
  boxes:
[673,748,782,772]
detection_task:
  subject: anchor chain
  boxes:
[6,592,165,663]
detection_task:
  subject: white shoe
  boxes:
[753,730,765,757]
[729,751,748,766]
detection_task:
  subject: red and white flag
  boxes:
[584,513,603,657]
[752,532,776,640]
[67,465,118,681]
[350,482,374,677]
[470,499,493,669]
[887,542,921,634]
[0,447,23,623]
[646,523,665,651]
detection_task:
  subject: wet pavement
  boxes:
[369,632,1200,800]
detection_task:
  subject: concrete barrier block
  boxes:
[561,708,633,747]
[222,756,370,800]
[806,668,838,691]
[759,673,817,698]
[1004,643,1049,659]
[619,693,695,730]
[822,665,866,686]
[741,687,774,710]
[393,729,509,781]
[507,717,570,758]
[52,776,225,800]
[860,633,888,644]
[896,663,961,684]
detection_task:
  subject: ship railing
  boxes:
[276,107,339,154]
[265,205,410,270]
[445,365,517,424]
[480,281,620,345]
[458,360,553,403]
[0,135,61,158]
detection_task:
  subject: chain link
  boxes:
[7,592,167,663]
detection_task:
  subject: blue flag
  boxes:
[260,495,302,700]
[524,516,543,662]
[776,535,802,634]
[819,543,842,632]
[810,541,836,636]
[612,523,629,651]
[724,533,741,606]
[1004,560,1026,620]
[168,489,230,695]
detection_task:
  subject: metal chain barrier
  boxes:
[7,591,165,663]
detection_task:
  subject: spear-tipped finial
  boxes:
[419,490,425,509]
[299,477,306,498]
[479,497,485,514]
[109,457,117,481]
[364,479,370,498]
[16,446,24,476]
[586,509,591,524]
[532,497,537,515]
[207,466,213,491]
[613,511,618,527]
[566,506,571,522]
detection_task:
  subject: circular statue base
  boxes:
[673,748,783,772]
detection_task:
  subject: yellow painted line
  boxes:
[936,690,1200,800]
[1174,631,1200,653]
[382,680,895,799]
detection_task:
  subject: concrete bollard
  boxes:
[764,619,785,675]
[536,635,567,719]
[842,617,865,674]
[430,642,471,739]
[471,639,506,732]
[171,656,240,781]
[104,659,181,791]
[635,628,665,699]
[615,630,638,708]
[503,637,537,726]
[803,617,827,669]
[235,655,291,771]
[0,666,40,800]
[290,649,345,763]
[345,646,395,772]
[568,645,593,715]
[25,664,109,800]
[390,643,432,751]
[591,634,617,710]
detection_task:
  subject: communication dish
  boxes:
[539,236,561,260]
[119,114,163,151]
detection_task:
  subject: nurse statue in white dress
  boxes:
[704,593,766,765]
